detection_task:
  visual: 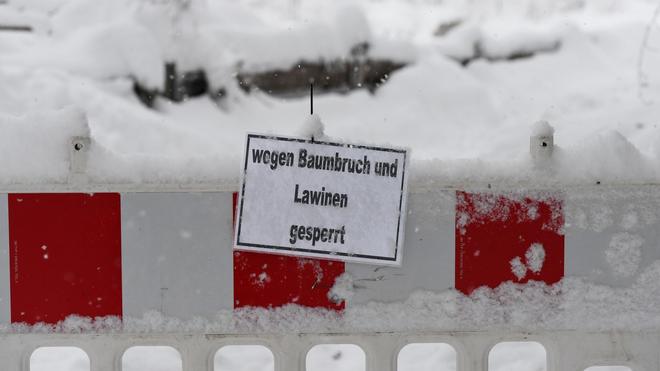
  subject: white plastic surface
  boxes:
[121,193,234,319]
[0,331,656,371]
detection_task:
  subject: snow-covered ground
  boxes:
[0,0,659,185]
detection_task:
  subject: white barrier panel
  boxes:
[0,194,9,323]
[121,193,234,319]
[564,190,660,287]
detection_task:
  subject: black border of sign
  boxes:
[235,133,408,263]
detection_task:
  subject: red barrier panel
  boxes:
[455,191,564,295]
[8,193,122,324]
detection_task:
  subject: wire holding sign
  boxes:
[235,134,409,266]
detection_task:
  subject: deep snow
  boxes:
[0,0,659,186]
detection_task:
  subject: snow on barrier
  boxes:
[1,134,660,370]
[1,186,659,370]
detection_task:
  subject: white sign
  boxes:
[234,134,409,266]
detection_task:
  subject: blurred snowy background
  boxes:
[1,0,660,184]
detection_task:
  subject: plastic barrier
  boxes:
[1,134,659,370]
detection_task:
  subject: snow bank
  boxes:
[9,261,660,333]
[531,120,554,137]
[1,18,163,89]
[554,131,659,183]
[2,0,415,95]
[435,19,562,62]
[0,5,49,34]
[204,5,379,73]
[0,0,659,185]
[0,107,87,183]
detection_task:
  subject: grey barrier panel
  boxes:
[121,192,234,319]
[0,195,9,322]
[565,189,660,287]
[346,191,456,303]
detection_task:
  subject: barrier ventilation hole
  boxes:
[122,346,182,371]
[398,343,457,371]
[214,345,274,371]
[488,341,547,371]
[306,344,366,371]
[30,347,90,371]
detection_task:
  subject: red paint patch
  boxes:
[232,192,344,310]
[455,191,564,295]
[8,193,122,324]
[233,251,345,309]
